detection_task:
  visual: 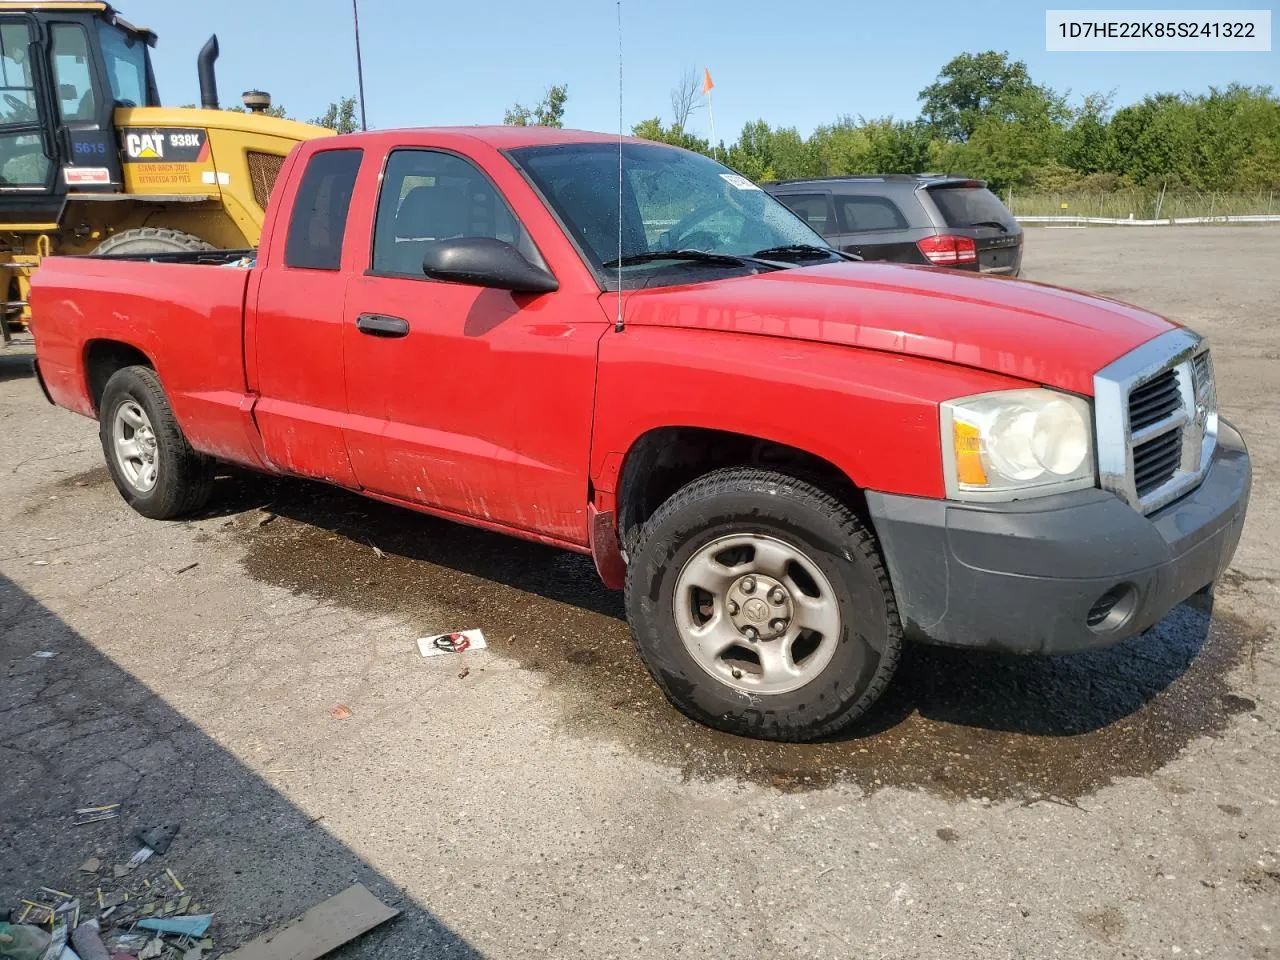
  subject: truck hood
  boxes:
[621,262,1177,395]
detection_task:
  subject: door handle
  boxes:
[356,314,410,338]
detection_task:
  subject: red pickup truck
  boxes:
[30,127,1251,741]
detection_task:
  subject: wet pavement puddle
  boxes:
[65,468,1267,802]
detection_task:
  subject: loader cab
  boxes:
[0,2,158,221]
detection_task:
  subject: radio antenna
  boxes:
[614,0,625,333]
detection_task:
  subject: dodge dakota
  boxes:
[29,127,1252,741]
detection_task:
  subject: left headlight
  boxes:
[941,389,1096,501]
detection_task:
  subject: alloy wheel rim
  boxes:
[672,533,842,695]
[112,400,159,493]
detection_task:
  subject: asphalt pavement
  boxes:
[2,226,1277,958]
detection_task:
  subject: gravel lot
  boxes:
[2,226,1277,959]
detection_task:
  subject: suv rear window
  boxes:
[927,185,1016,229]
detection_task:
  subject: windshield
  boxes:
[97,22,152,107]
[509,141,829,285]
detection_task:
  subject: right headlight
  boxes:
[941,388,1096,501]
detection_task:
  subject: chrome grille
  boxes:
[1094,329,1218,514]
[1133,427,1183,497]
[1128,369,1180,430]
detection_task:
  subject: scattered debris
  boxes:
[71,921,110,960]
[31,560,50,566]
[457,666,470,680]
[137,916,212,938]
[256,512,277,527]
[366,539,385,559]
[111,865,129,880]
[126,847,154,870]
[96,889,127,911]
[0,922,51,960]
[104,934,148,954]
[138,937,163,960]
[79,860,101,875]
[175,562,200,575]
[417,629,487,658]
[135,826,178,857]
[329,705,353,721]
[32,651,58,659]
[72,805,119,827]
[222,884,398,960]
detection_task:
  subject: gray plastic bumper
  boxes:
[866,420,1251,654]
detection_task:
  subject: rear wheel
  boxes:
[99,366,214,519]
[95,228,214,257]
[625,467,903,742]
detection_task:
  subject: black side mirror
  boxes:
[421,237,558,294]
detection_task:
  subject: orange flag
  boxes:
[701,67,714,95]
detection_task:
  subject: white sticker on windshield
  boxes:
[719,173,761,191]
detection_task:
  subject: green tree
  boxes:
[724,121,819,181]
[919,51,1063,142]
[632,117,710,153]
[309,96,360,134]
[504,84,568,127]
[1060,92,1112,174]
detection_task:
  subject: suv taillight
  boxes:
[917,235,977,266]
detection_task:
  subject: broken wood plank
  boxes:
[222,884,398,960]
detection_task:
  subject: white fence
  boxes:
[1016,214,1280,226]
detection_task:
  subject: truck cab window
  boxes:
[285,149,363,271]
[51,24,97,122]
[371,149,542,277]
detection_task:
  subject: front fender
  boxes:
[590,326,1030,512]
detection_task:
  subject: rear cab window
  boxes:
[284,149,363,270]
[926,184,1017,230]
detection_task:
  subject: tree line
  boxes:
[511,52,1280,194]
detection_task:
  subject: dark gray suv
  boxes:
[764,175,1023,276]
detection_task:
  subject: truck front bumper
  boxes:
[866,420,1251,654]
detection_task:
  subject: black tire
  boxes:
[95,228,214,257]
[98,365,214,519]
[625,468,903,742]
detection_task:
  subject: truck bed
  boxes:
[30,253,269,469]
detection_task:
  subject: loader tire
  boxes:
[95,228,215,257]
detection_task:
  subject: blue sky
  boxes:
[125,0,1278,137]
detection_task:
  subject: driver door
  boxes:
[0,15,58,219]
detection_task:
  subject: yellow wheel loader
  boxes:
[1,1,334,340]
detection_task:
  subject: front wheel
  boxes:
[625,468,903,742]
[99,365,214,519]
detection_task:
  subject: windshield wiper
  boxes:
[751,243,861,263]
[600,249,782,270]
[968,220,1009,233]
